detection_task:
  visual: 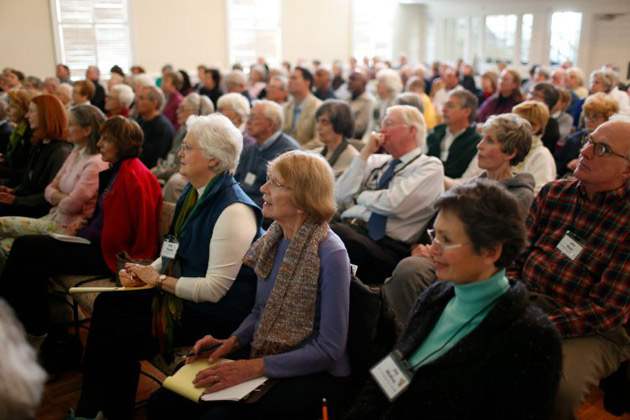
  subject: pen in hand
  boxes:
[186,342,222,358]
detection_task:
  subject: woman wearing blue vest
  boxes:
[71,114,263,420]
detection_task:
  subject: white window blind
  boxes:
[227,0,282,68]
[52,0,132,81]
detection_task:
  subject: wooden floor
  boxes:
[35,370,630,420]
[34,325,630,420]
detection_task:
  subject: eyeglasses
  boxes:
[266,173,292,190]
[179,143,200,153]
[427,229,468,252]
[581,135,630,162]
[584,112,604,121]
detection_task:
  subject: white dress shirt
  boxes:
[335,147,444,244]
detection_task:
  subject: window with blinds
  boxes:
[352,0,394,62]
[52,0,132,81]
[227,0,282,68]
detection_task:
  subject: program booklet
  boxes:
[162,358,268,403]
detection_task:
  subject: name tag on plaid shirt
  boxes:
[557,231,585,261]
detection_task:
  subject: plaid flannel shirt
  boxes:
[509,179,630,338]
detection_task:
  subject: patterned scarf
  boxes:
[152,186,198,361]
[243,220,329,358]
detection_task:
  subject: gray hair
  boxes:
[377,68,403,97]
[43,77,59,88]
[224,70,246,88]
[0,300,46,420]
[110,84,134,109]
[69,104,106,154]
[269,75,288,91]
[387,104,427,148]
[567,67,585,87]
[250,64,267,80]
[483,113,533,166]
[183,92,214,115]
[186,113,243,173]
[217,92,250,120]
[394,92,425,114]
[252,99,284,132]
[535,66,550,80]
[132,73,154,90]
[143,86,165,110]
[450,90,479,124]
[57,82,73,100]
[590,70,615,93]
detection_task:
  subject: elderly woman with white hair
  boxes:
[590,70,630,117]
[217,92,255,150]
[362,68,403,143]
[72,114,263,420]
[105,83,134,118]
[156,92,214,202]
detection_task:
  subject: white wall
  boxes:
[0,0,57,78]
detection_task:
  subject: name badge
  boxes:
[370,350,413,401]
[244,172,257,186]
[556,231,585,261]
[161,235,179,259]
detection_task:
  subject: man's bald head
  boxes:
[574,120,630,197]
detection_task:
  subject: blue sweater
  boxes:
[234,132,300,206]
[233,230,352,378]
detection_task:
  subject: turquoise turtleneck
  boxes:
[408,269,509,371]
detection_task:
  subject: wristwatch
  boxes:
[156,274,167,290]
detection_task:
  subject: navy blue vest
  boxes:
[168,173,263,324]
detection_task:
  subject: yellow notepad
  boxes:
[68,284,155,294]
[162,358,268,403]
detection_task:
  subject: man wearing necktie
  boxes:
[333,105,444,284]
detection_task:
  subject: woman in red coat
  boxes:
[0,116,162,350]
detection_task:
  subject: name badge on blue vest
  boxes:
[161,235,179,259]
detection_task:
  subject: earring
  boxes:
[297,209,304,214]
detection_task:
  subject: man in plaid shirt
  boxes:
[511,119,630,419]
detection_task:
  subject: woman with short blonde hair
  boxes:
[512,101,557,192]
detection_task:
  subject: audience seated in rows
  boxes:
[512,100,557,193]
[161,70,184,131]
[404,76,438,129]
[104,83,134,118]
[235,100,299,207]
[555,92,618,177]
[0,116,162,356]
[1,89,33,186]
[362,69,403,143]
[148,151,352,420]
[0,94,72,218]
[476,68,524,123]
[527,82,561,154]
[86,66,106,113]
[155,92,214,203]
[349,179,562,420]
[313,100,359,177]
[284,67,322,149]
[383,113,535,324]
[346,70,375,139]
[136,85,175,168]
[72,114,262,420]
[0,105,107,269]
[333,105,443,284]
[426,89,480,179]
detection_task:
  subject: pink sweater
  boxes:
[44,147,109,227]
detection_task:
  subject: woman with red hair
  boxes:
[0,94,72,217]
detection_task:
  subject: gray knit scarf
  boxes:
[243,219,329,358]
